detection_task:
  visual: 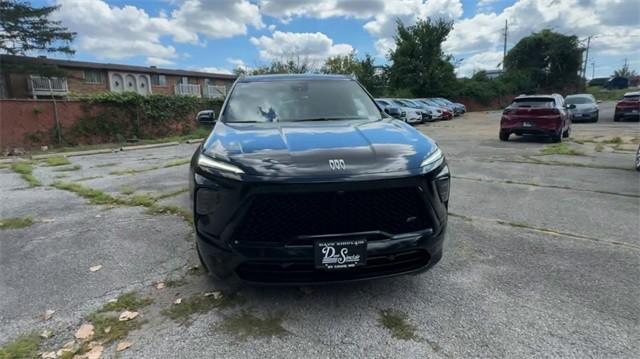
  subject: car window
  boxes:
[511,98,555,108]
[565,96,594,105]
[376,100,391,106]
[623,95,640,101]
[224,80,381,122]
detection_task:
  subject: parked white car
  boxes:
[376,98,424,124]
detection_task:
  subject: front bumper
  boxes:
[193,166,449,284]
[572,111,598,121]
[615,111,639,120]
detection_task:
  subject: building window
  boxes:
[151,74,167,86]
[84,70,104,84]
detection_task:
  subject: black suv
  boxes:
[189,74,450,284]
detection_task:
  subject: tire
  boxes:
[593,112,599,123]
[636,146,640,171]
[562,126,570,138]
[499,131,510,141]
[613,115,620,122]
[551,131,562,143]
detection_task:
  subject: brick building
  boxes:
[0,55,236,99]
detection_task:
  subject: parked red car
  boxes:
[614,91,640,122]
[499,94,574,142]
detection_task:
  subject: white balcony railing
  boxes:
[175,83,201,97]
[30,76,69,97]
[203,85,226,99]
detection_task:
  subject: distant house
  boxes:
[484,69,504,79]
[0,55,236,99]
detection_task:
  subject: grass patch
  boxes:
[128,194,157,207]
[53,165,81,172]
[161,292,244,326]
[95,162,117,168]
[0,332,41,359]
[595,143,605,152]
[378,309,417,341]
[162,159,190,168]
[497,220,531,229]
[119,186,136,195]
[52,181,118,205]
[0,217,34,230]
[586,86,627,102]
[540,143,585,156]
[10,162,41,187]
[600,136,623,144]
[216,311,287,340]
[86,312,142,345]
[110,166,159,176]
[45,156,71,166]
[99,292,153,313]
[75,175,103,182]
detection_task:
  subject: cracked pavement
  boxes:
[1,101,639,358]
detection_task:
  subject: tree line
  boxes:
[2,1,633,105]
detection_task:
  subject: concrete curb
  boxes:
[1,140,205,163]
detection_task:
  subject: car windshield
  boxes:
[224,79,381,122]
[565,96,594,105]
[511,98,555,108]
[623,95,640,101]
[376,100,391,107]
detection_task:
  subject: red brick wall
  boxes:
[0,99,87,150]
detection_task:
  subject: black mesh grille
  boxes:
[233,187,430,244]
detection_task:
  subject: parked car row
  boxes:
[375,97,466,125]
[500,91,640,143]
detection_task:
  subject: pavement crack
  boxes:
[449,212,640,251]
[452,175,640,198]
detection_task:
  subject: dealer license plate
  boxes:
[314,238,367,270]
[522,121,533,127]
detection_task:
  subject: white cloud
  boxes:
[444,0,639,75]
[199,67,233,75]
[227,57,249,70]
[250,31,354,62]
[456,51,503,77]
[259,0,384,21]
[53,0,263,61]
[146,57,175,66]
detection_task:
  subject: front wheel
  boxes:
[499,131,510,141]
[562,127,571,138]
[551,131,562,143]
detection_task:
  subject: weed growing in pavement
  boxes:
[540,143,585,156]
[378,309,417,341]
[216,311,288,340]
[53,165,82,172]
[595,143,605,152]
[119,186,136,195]
[86,312,143,345]
[52,181,193,224]
[0,217,35,230]
[98,292,153,313]
[75,175,103,182]
[10,161,41,187]
[45,156,71,166]
[0,332,42,358]
[109,166,158,176]
[161,292,245,326]
[162,159,190,168]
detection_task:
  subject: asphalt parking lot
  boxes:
[1,102,639,358]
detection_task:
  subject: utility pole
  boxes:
[502,20,508,70]
[591,61,595,79]
[582,36,592,79]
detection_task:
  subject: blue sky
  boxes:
[34,0,639,78]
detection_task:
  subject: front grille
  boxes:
[236,250,430,283]
[233,187,430,244]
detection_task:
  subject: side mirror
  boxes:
[197,110,216,124]
[383,108,391,115]
[566,104,576,109]
[597,100,602,104]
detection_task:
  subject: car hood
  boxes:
[202,119,436,178]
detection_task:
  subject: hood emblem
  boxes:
[328,159,346,170]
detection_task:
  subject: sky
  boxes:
[31,0,640,78]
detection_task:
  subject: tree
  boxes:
[0,0,75,55]
[322,52,383,96]
[613,61,637,78]
[387,18,457,97]
[503,29,583,92]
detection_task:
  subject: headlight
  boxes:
[198,154,244,174]
[421,147,443,169]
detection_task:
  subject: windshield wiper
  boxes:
[289,116,369,122]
